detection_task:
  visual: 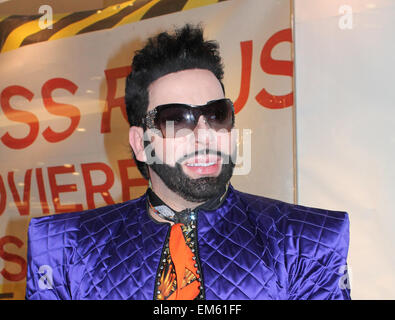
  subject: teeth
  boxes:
[186,162,216,167]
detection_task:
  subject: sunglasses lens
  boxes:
[204,100,233,130]
[153,99,234,137]
[156,105,195,135]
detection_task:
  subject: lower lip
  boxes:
[184,160,221,176]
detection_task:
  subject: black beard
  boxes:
[148,149,236,203]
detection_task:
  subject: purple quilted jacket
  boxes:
[25,185,351,300]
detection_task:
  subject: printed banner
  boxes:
[0,0,293,299]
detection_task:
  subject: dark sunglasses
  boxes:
[142,98,235,137]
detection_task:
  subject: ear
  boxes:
[129,126,147,162]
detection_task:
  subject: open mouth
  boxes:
[186,162,217,167]
[183,155,222,176]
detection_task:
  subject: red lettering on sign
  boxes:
[118,159,147,202]
[41,78,80,143]
[0,236,27,282]
[101,66,131,133]
[81,162,115,209]
[256,28,293,109]
[7,170,32,216]
[47,165,83,213]
[0,85,39,149]
[234,40,253,114]
[35,168,50,214]
[0,174,6,216]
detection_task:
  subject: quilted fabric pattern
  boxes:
[25,185,350,300]
[198,189,350,300]
[26,198,169,300]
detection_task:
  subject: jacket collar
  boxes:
[146,183,230,224]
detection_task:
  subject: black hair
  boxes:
[125,23,225,180]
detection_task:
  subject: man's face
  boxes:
[144,69,237,202]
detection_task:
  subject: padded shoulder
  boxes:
[25,210,81,300]
[231,188,351,299]
[25,196,146,300]
[232,188,348,254]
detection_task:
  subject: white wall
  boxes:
[294,0,395,299]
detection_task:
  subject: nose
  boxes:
[194,115,210,130]
[194,115,215,144]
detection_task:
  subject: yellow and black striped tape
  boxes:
[0,0,228,53]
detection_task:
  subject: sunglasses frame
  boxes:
[142,98,235,135]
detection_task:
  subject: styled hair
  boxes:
[125,24,225,180]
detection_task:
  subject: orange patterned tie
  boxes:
[165,223,200,300]
[148,188,210,300]
[148,185,229,300]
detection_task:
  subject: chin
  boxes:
[149,160,235,203]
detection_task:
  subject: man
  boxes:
[25,24,351,300]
